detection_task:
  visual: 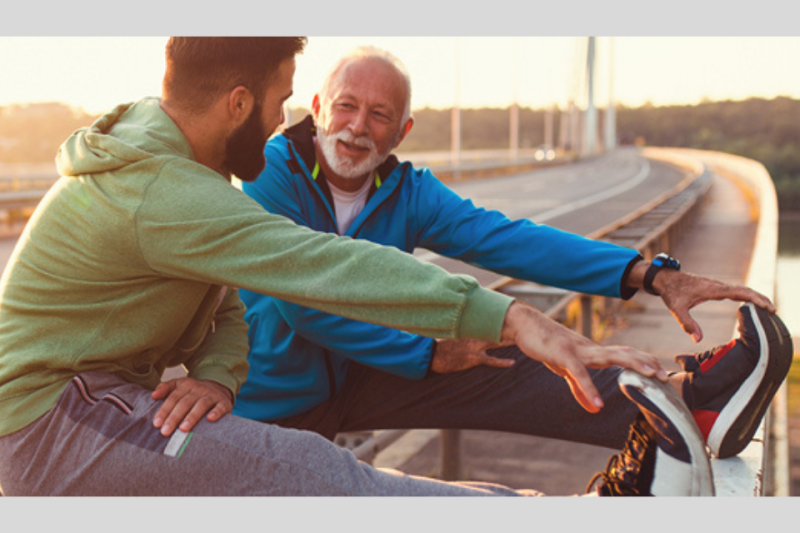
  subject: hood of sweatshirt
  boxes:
[55,97,195,177]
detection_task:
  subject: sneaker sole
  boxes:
[619,369,715,496]
[708,303,794,459]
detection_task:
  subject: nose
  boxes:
[348,108,368,137]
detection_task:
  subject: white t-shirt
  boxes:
[327,177,373,235]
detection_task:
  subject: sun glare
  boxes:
[1,36,799,116]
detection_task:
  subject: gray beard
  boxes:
[317,127,388,180]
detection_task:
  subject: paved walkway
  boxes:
[377,170,792,495]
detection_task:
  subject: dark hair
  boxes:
[163,37,307,112]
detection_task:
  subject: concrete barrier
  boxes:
[645,147,786,496]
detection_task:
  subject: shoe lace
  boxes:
[674,351,707,373]
[675,340,737,374]
[586,418,651,496]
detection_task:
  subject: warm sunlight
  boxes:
[1,37,799,116]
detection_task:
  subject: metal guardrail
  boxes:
[344,150,715,483]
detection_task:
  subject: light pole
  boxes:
[451,37,462,180]
[604,36,617,151]
[583,36,598,156]
[509,37,519,161]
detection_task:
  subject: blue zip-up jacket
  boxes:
[234,116,642,422]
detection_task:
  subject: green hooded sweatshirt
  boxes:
[0,98,513,437]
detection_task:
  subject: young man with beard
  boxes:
[0,37,783,497]
[235,45,792,474]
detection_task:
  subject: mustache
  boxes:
[332,130,376,151]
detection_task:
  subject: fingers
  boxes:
[152,378,232,437]
[665,273,775,317]
[670,307,703,343]
[715,285,775,313]
[742,288,775,312]
[545,361,602,413]
[551,345,669,412]
[151,380,175,400]
[601,346,668,382]
[504,300,668,413]
[477,352,516,369]
[660,275,760,343]
[432,339,517,373]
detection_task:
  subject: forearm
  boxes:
[417,179,641,298]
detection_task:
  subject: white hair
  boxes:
[319,45,413,124]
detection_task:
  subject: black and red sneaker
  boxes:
[674,303,793,459]
[587,369,714,496]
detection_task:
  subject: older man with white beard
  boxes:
[233,44,788,481]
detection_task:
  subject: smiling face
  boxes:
[314,57,411,190]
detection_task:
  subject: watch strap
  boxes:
[643,254,680,296]
[643,263,662,296]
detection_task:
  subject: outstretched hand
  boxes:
[500,301,668,413]
[151,377,234,437]
[431,339,516,374]
[651,268,774,343]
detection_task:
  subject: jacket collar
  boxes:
[281,115,410,237]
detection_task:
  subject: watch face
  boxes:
[655,253,680,270]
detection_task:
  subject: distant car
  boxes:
[534,145,556,161]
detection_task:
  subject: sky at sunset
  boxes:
[1,1,797,116]
[1,35,798,117]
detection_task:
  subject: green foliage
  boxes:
[616,97,800,211]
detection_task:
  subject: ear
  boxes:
[311,94,321,118]
[228,86,253,124]
[394,117,414,147]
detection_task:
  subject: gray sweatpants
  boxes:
[274,346,637,449]
[0,371,543,496]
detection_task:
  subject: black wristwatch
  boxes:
[643,253,681,296]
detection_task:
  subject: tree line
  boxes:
[3,97,799,211]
